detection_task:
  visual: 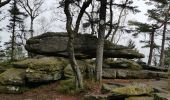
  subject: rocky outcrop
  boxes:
[25,32,144,59]
[104,59,142,70]
[13,57,68,83]
[64,60,95,78]
[154,93,170,100]
[0,68,25,86]
[0,57,69,94]
[102,69,168,79]
[0,68,26,93]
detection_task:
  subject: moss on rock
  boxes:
[12,57,69,72]
[112,84,153,96]
[0,68,25,86]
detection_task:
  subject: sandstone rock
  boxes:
[125,96,154,100]
[101,83,123,93]
[102,69,168,79]
[154,93,170,100]
[111,84,153,96]
[104,59,142,70]
[12,57,69,72]
[12,57,69,83]
[84,94,109,100]
[0,66,6,74]
[26,69,61,83]
[0,85,27,94]
[25,32,144,59]
[0,68,25,86]
[64,60,95,78]
[102,69,116,79]
[116,69,168,79]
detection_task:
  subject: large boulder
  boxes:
[0,68,26,94]
[0,68,25,86]
[64,60,95,78]
[13,57,69,83]
[25,32,144,59]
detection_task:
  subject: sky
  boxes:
[0,0,162,63]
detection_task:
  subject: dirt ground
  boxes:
[0,79,169,100]
[0,82,82,100]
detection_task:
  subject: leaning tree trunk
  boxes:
[68,32,83,89]
[148,31,155,65]
[64,0,83,89]
[96,0,107,83]
[160,21,167,67]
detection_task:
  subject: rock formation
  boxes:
[25,32,144,59]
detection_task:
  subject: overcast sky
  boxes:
[0,0,160,62]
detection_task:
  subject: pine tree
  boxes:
[128,21,160,66]
[7,0,26,61]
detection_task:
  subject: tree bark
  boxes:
[96,0,107,83]
[159,20,167,67]
[30,18,34,38]
[28,18,34,58]
[148,30,155,65]
[68,32,83,89]
[105,0,113,39]
[11,0,16,61]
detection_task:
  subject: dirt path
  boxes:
[0,79,169,100]
[0,82,82,100]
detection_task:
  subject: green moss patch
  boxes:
[112,84,153,96]
[12,57,69,72]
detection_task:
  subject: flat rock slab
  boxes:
[102,69,168,79]
[154,93,170,100]
[111,83,153,96]
[25,32,144,59]
[125,96,154,100]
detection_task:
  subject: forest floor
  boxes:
[0,79,169,100]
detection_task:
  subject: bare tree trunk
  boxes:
[64,0,92,89]
[11,18,16,61]
[28,18,34,58]
[30,18,34,38]
[68,32,83,89]
[96,0,106,83]
[160,20,167,67]
[105,0,113,39]
[148,31,155,65]
[110,7,124,42]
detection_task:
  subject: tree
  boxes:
[7,0,26,61]
[105,0,140,42]
[144,0,170,67]
[129,21,160,65]
[0,0,11,8]
[95,0,107,83]
[64,0,92,89]
[17,0,44,38]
